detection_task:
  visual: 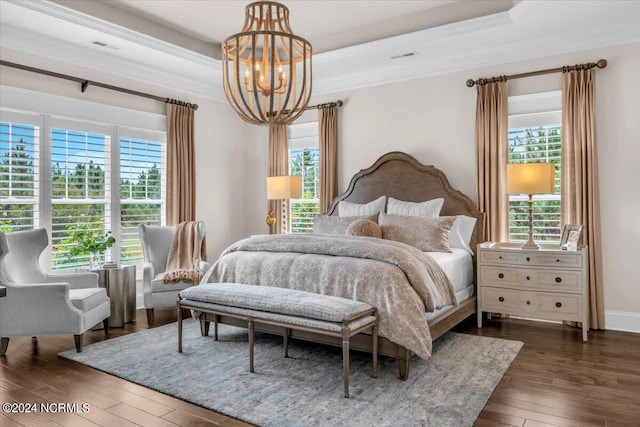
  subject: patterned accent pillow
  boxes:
[379,213,455,252]
[338,196,386,217]
[313,213,379,235]
[387,197,444,217]
[345,219,382,238]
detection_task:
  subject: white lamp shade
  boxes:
[507,163,555,194]
[267,176,302,200]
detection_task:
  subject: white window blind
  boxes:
[120,135,166,264]
[50,124,111,270]
[508,110,562,242]
[289,122,319,234]
[0,119,40,232]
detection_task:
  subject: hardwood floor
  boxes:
[1,309,639,426]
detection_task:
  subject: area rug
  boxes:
[60,319,522,427]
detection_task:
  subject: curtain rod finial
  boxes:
[596,59,607,69]
[466,79,475,88]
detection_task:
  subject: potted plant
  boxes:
[68,222,116,270]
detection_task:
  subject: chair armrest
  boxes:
[199,260,212,276]
[0,283,82,335]
[142,262,155,290]
[44,271,99,289]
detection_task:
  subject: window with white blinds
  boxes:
[50,125,111,269]
[0,120,40,233]
[508,93,562,242]
[288,122,319,233]
[120,136,165,264]
[0,105,166,271]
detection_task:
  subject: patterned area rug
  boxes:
[60,319,522,427]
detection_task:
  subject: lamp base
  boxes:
[521,238,540,250]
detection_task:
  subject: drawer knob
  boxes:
[526,257,531,262]
[556,259,560,262]
[499,297,504,302]
[498,273,504,279]
[526,276,531,281]
[499,256,503,259]
[526,300,531,305]
[556,302,562,308]
[555,277,562,283]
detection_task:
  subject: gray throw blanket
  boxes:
[203,234,458,359]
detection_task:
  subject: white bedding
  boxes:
[425,248,473,293]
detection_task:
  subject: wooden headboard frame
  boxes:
[326,151,485,262]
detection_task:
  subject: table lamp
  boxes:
[266,176,302,233]
[507,163,555,250]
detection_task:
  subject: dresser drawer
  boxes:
[479,266,583,292]
[480,287,583,321]
[480,250,582,268]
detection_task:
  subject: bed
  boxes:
[203,151,485,379]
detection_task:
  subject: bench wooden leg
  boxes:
[177,302,183,353]
[372,323,379,379]
[74,334,83,353]
[283,327,290,358]
[200,317,210,337]
[214,314,219,341]
[342,327,350,398]
[248,318,254,373]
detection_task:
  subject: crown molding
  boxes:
[4,0,219,70]
[0,23,225,101]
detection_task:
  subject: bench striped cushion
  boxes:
[180,283,373,323]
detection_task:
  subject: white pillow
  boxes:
[448,215,477,255]
[338,196,386,217]
[387,197,444,217]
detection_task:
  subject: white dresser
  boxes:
[477,244,589,341]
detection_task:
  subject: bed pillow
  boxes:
[338,196,386,217]
[379,213,455,252]
[345,219,382,238]
[448,215,477,255]
[313,213,379,235]
[387,197,444,217]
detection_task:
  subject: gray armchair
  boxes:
[138,223,210,325]
[0,229,110,355]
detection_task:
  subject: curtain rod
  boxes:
[305,100,343,110]
[0,60,198,110]
[465,59,607,88]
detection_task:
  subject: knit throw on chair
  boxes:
[163,221,206,285]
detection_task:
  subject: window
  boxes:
[0,119,39,233]
[288,122,319,233]
[508,92,562,242]
[0,107,165,271]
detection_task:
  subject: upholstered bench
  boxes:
[178,283,379,398]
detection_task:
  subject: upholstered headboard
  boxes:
[326,151,485,258]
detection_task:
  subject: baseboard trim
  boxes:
[605,310,640,333]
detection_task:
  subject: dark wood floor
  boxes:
[1,309,639,426]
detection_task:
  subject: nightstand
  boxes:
[477,243,589,341]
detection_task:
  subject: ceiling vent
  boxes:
[389,51,418,60]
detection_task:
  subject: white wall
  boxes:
[244,42,640,329]
[0,47,248,259]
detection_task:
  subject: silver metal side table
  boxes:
[92,265,136,328]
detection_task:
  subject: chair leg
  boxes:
[146,308,154,325]
[200,317,210,337]
[103,318,109,335]
[74,334,83,353]
[0,337,9,356]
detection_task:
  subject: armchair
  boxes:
[0,229,110,355]
[138,223,210,325]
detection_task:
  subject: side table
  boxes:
[92,265,136,327]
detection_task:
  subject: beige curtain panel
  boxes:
[561,68,605,330]
[166,103,196,225]
[319,106,339,213]
[475,79,509,242]
[268,124,290,234]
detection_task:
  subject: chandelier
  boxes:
[222,1,312,125]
